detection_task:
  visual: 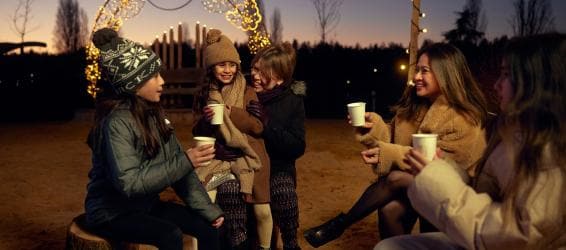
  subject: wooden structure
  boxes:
[407,0,422,85]
[150,23,209,110]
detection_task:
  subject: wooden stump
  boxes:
[65,214,196,250]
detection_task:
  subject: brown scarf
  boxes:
[195,73,261,194]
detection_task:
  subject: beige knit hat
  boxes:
[204,29,240,68]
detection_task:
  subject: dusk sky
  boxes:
[1,0,565,53]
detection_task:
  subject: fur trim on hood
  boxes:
[290,80,307,96]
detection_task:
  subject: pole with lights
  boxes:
[407,0,426,86]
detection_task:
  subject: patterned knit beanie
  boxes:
[204,29,241,68]
[92,28,162,95]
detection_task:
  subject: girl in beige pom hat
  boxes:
[192,29,273,249]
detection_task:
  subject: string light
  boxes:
[201,0,234,13]
[200,0,269,53]
[225,0,262,31]
[85,0,145,98]
[248,28,271,54]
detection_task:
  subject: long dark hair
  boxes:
[393,43,489,127]
[88,79,171,159]
[475,33,566,247]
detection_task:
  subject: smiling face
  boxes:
[413,53,441,101]
[494,59,514,111]
[213,61,238,85]
[136,73,165,102]
[251,61,282,93]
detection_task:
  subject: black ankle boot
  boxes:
[303,213,347,248]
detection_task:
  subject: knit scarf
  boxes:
[194,73,261,194]
[257,80,290,105]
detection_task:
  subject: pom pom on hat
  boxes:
[206,29,223,45]
[92,28,162,95]
[204,29,240,68]
[92,28,119,49]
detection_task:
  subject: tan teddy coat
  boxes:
[355,95,486,177]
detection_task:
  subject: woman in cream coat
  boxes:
[376,33,566,249]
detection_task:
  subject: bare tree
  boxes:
[510,0,555,36]
[53,0,88,53]
[10,0,39,54]
[270,7,283,44]
[310,0,343,44]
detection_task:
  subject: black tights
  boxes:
[343,170,413,227]
[93,201,220,250]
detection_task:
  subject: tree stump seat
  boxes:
[65,214,196,250]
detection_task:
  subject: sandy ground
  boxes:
[0,113,381,250]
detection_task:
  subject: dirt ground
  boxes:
[0,112,381,250]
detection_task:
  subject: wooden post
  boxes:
[177,22,183,69]
[162,31,168,69]
[407,0,421,85]
[169,26,175,70]
[153,36,160,59]
[202,25,207,68]
[195,21,201,68]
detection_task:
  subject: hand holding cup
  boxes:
[190,137,216,166]
[347,102,366,127]
[206,104,225,125]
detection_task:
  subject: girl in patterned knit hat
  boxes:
[83,28,224,250]
[192,29,273,249]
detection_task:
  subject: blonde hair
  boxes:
[251,42,296,84]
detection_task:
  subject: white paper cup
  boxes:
[193,136,216,165]
[207,104,225,125]
[347,102,366,127]
[412,134,438,161]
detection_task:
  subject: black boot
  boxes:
[303,213,347,248]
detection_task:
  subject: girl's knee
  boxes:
[254,204,273,222]
[385,171,413,189]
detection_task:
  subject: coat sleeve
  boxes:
[104,117,190,198]
[229,88,264,136]
[171,139,224,222]
[408,159,562,249]
[354,112,391,148]
[435,114,486,173]
[262,95,306,160]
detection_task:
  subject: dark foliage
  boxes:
[0,50,88,121]
[0,38,507,121]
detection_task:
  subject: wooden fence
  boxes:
[150,22,208,109]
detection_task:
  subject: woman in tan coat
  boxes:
[376,33,566,249]
[304,43,490,247]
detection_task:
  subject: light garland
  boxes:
[85,0,145,98]
[225,0,261,31]
[200,0,268,53]
[201,0,234,13]
[248,28,271,54]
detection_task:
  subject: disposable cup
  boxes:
[411,134,438,161]
[207,104,225,125]
[193,136,216,165]
[347,102,366,127]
